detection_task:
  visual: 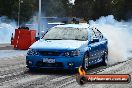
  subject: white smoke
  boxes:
[69,0,75,4]
[89,15,132,65]
[0,15,132,65]
[0,14,48,44]
[0,16,17,44]
[25,12,48,36]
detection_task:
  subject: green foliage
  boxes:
[0,0,37,24]
[19,0,37,23]
[74,0,96,20]
[73,0,131,20]
[41,0,70,17]
[0,0,131,23]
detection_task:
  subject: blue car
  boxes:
[26,24,108,71]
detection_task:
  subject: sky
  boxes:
[69,0,75,4]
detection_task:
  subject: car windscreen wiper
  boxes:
[45,39,63,40]
[74,39,84,41]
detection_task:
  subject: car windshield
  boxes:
[43,27,88,41]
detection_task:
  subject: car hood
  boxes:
[30,39,87,51]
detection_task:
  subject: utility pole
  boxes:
[38,0,41,37]
[18,0,23,27]
[18,0,20,27]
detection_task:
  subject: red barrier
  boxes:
[13,29,36,50]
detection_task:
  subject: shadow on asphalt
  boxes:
[26,69,77,75]
[25,63,104,75]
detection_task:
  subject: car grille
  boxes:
[36,61,64,68]
[38,51,61,56]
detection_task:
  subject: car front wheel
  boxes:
[82,53,89,71]
[101,50,108,66]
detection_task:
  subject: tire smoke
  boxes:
[89,15,132,65]
[0,16,17,44]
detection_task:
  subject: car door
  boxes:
[93,28,108,58]
[88,29,101,65]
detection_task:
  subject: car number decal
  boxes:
[43,58,55,63]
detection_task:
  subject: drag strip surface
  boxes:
[0,50,132,88]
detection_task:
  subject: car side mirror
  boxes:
[89,38,99,44]
[93,38,99,42]
[35,37,40,41]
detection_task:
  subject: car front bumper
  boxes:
[26,55,83,70]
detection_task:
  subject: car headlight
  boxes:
[64,50,80,57]
[27,49,39,56]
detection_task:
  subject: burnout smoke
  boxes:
[0,16,17,44]
[89,15,132,65]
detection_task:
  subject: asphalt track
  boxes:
[0,45,132,88]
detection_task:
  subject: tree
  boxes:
[74,0,96,21]
[105,0,125,20]
[18,0,37,23]
[73,0,128,21]
[0,0,37,24]
[124,0,132,20]
[41,0,70,17]
[0,0,16,19]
